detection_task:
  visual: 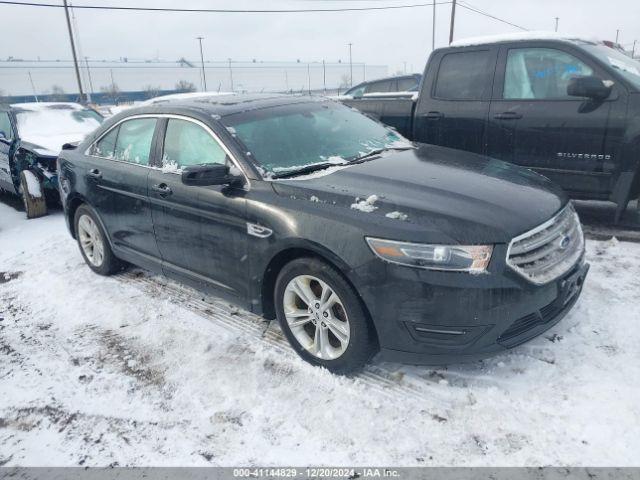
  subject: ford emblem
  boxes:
[559,235,571,249]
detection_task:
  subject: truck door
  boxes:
[413,47,498,155]
[487,44,620,199]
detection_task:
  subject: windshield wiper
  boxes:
[349,145,415,164]
[271,162,343,179]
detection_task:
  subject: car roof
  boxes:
[119,93,329,118]
[449,31,600,48]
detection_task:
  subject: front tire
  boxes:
[274,257,378,374]
[74,204,122,276]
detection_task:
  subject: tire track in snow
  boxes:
[120,270,458,406]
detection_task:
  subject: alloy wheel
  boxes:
[283,275,350,360]
[77,214,105,267]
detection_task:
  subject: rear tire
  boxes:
[20,170,47,219]
[274,257,378,374]
[74,204,123,276]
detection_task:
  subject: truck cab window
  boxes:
[434,51,492,100]
[504,48,593,100]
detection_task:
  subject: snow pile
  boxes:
[450,31,597,47]
[21,170,42,198]
[385,211,408,221]
[351,195,379,213]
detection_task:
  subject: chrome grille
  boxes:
[506,204,584,285]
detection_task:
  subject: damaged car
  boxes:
[58,94,588,373]
[0,102,103,218]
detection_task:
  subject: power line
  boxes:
[0,0,452,13]
[457,1,528,31]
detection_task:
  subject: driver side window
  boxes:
[0,113,13,141]
[162,119,228,169]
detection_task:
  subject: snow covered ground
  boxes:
[0,198,639,467]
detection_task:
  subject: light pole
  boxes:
[84,56,94,102]
[228,58,234,92]
[616,29,620,44]
[348,43,353,87]
[554,17,559,32]
[196,36,207,91]
[63,0,85,103]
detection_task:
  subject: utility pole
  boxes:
[403,61,407,74]
[632,40,637,59]
[322,59,326,94]
[448,0,456,44]
[228,58,234,92]
[63,0,85,103]
[554,17,559,32]
[28,71,39,102]
[616,29,620,44]
[307,63,311,95]
[84,57,94,102]
[348,43,353,87]
[196,36,207,91]
[432,0,436,51]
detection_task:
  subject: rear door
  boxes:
[487,44,617,198]
[0,111,17,193]
[83,116,161,264]
[148,116,248,300]
[413,47,498,154]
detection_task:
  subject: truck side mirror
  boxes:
[567,76,611,100]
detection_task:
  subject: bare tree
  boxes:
[175,80,196,93]
[143,84,162,100]
[339,74,351,89]
[50,85,67,102]
[100,82,121,104]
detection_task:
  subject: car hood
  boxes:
[271,144,567,244]
[19,133,89,157]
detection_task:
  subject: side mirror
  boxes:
[181,164,237,187]
[567,76,611,100]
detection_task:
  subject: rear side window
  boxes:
[434,50,493,100]
[503,48,593,99]
[162,119,227,168]
[365,80,395,93]
[397,77,419,91]
[113,118,157,165]
[92,126,118,158]
[0,113,13,140]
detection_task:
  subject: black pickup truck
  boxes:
[341,34,640,221]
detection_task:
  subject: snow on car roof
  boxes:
[10,102,86,111]
[141,91,235,105]
[450,31,599,48]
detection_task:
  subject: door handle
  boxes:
[424,111,444,119]
[494,111,523,120]
[87,169,102,180]
[151,183,173,197]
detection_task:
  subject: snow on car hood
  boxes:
[20,132,91,157]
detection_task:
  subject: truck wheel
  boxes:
[19,170,47,219]
[274,257,378,374]
[74,204,123,276]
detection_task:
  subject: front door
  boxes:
[0,112,17,193]
[148,117,248,300]
[83,116,161,264]
[487,45,617,198]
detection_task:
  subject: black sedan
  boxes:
[57,94,588,373]
[0,102,103,218]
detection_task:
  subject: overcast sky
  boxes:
[1,0,639,73]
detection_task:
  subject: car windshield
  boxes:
[583,44,640,90]
[222,100,411,177]
[15,104,103,153]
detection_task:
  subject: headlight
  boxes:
[366,237,492,272]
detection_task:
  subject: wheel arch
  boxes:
[259,242,374,337]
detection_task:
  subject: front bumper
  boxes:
[354,246,589,365]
